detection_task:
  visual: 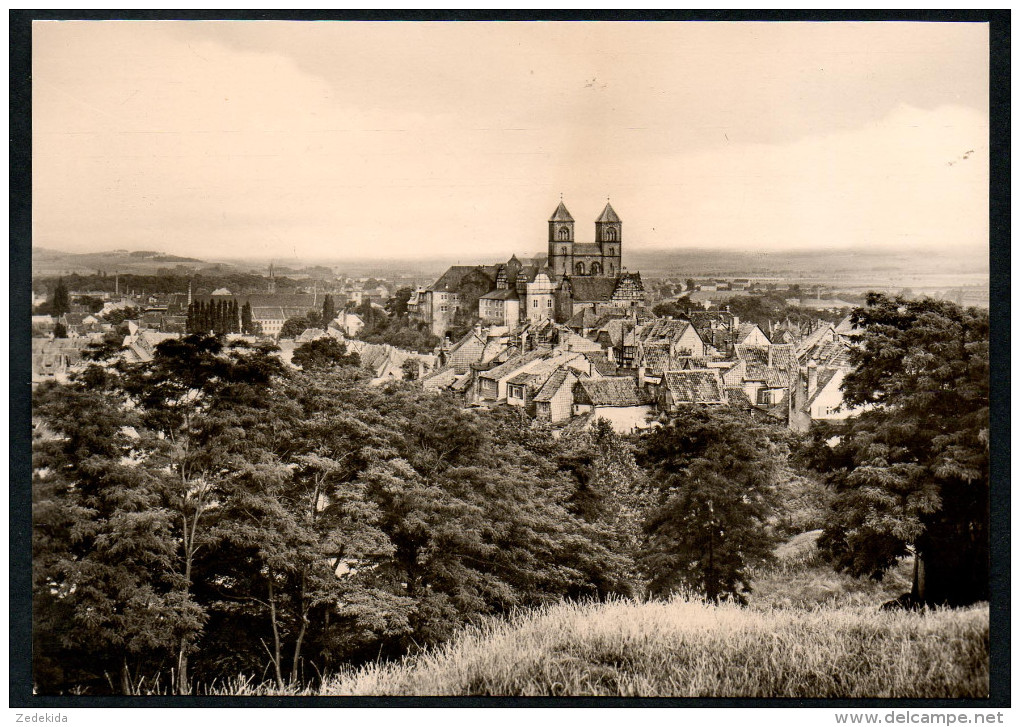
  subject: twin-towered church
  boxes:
[547,200,623,279]
[412,199,645,337]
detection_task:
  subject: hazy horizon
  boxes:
[33,21,989,262]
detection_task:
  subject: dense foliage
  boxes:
[33,338,634,694]
[812,295,989,606]
[354,302,440,355]
[636,407,785,602]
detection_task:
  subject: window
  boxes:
[575,262,586,275]
[558,227,570,241]
[561,246,567,255]
[609,263,614,275]
[590,262,601,275]
[605,227,618,241]
[547,299,553,307]
[533,300,538,308]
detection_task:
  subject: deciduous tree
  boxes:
[815,294,989,606]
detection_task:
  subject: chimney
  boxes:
[637,364,646,387]
[807,360,819,398]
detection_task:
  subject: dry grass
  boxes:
[748,530,916,610]
[206,531,987,698]
[316,597,988,698]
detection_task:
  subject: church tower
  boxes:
[548,200,575,278]
[595,202,622,277]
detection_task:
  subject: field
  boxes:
[210,533,987,698]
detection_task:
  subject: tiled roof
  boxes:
[508,371,542,386]
[549,201,574,222]
[565,307,600,330]
[420,365,459,390]
[582,351,618,376]
[242,294,318,309]
[252,306,310,321]
[428,265,494,292]
[558,332,603,353]
[568,277,618,302]
[662,370,726,404]
[596,202,621,223]
[736,322,767,344]
[639,345,671,374]
[533,368,572,402]
[768,343,797,370]
[637,319,694,343]
[478,349,548,381]
[480,288,519,300]
[734,344,770,366]
[744,365,790,388]
[575,376,650,407]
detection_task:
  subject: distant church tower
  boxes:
[267,263,276,294]
[547,200,575,278]
[595,201,622,278]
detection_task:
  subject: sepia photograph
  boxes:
[14,12,1005,708]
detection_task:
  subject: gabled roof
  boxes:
[806,367,843,408]
[662,370,727,405]
[596,202,621,223]
[575,376,650,407]
[565,307,600,330]
[533,368,574,403]
[478,348,548,381]
[549,202,574,222]
[558,331,604,354]
[744,364,791,388]
[428,265,493,292]
[636,318,696,343]
[420,365,459,390]
[735,322,768,344]
[582,351,618,376]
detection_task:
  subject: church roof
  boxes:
[567,277,619,302]
[596,202,621,223]
[549,201,574,222]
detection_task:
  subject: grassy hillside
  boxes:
[316,598,987,698]
[205,532,986,698]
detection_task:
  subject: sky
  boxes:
[32,21,990,264]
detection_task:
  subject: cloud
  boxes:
[32,22,989,263]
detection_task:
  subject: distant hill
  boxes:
[623,247,990,278]
[32,247,210,276]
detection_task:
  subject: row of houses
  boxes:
[419,310,863,433]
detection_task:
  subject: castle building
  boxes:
[416,200,645,337]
